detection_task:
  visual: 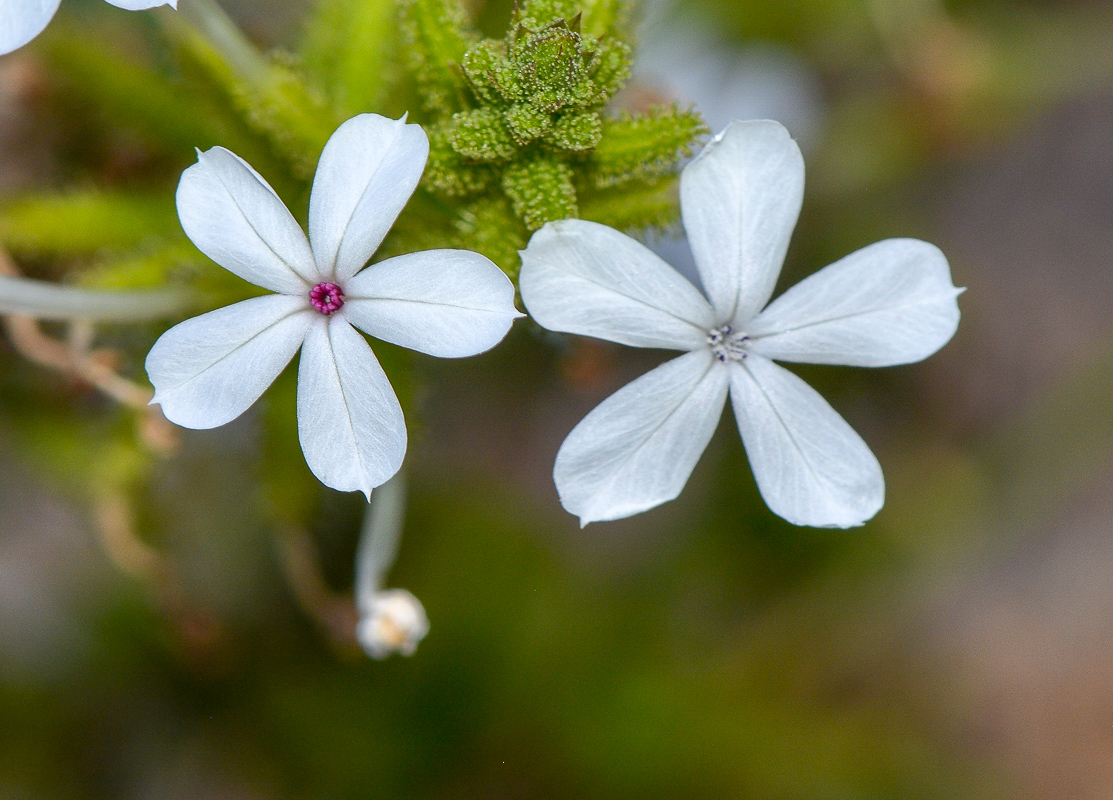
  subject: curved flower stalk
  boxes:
[354,472,429,659]
[0,274,188,321]
[0,0,176,56]
[520,119,963,529]
[146,113,522,497]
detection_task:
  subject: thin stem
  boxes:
[355,470,409,614]
[0,274,190,322]
[92,489,165,581]
[0,242,189,322]
[0,249,180,452]
[273,526,360,650]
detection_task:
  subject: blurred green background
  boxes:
[2,0,1113,797]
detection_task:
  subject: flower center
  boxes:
[309,282,344,315]
[707,324,749,362]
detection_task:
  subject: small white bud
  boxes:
[356,588,429,659]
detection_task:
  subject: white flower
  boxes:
[519,119,962,528]
[356,588,429,659]
[146,113,521,497]
[0,0,175,56]
[353,471,428,660]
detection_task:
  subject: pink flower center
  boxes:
[309,282,344,315]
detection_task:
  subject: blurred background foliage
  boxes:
[1,0,1113,797]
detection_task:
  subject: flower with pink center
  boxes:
[0,0,176,56]
[146,113,522,497]
[309,282,345,315]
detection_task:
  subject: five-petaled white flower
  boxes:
[520,119,962,528]
[146,113,521,497]
[0,0,175,56]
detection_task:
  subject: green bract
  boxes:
[399,0,707,278]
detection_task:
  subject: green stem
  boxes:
[161,0,269,86]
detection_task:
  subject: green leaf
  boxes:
[460,39,508,105]
[579,177,680,232]
[544,110,602,151]
[40,27,228,158]
[579,0,631,38]
[450,108,517,162]
[423,123,497,197]
[79,241,199,291]
[501,155,577,230]
[452,196,529,280]
[513,0,582,31]
[511,22,590,112]
[234,59,340,179]
[587,37,631,103]
[397,0,476,115]
[171,26,339,181]
[0,191,180,259]
[590,106,707,187]
[299,0,399,116]
[505,102,553,145]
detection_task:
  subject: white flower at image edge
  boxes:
[146,113,521,497]
[519,119,963,528]
[0,0,175,56]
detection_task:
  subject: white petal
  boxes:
[309,113,429,282]
[297,318,406,498]
[103,0,176,9]
[147,294,312,429]
[728,354,883,528]
[177,147,317,294]
[343,249,521,358]
[519,219,716,350]
[680,120,804,325]
[554,349,729,525]
[0,0,59,55]
[746,238,963,367]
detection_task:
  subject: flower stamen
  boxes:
[309,282,345,315]
[707,324,749,362]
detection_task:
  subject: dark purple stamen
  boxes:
[309,282,345,315]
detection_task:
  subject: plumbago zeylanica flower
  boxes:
[146,113,521,497]
[520,120,963,528]
[0,0,175,55]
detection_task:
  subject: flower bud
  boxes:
[356,588,430,659]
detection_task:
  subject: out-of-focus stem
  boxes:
[273,526,360,650]
[0,236,189,322]
[271,473,413,654]
[93,490,164,581]
[355,470,408,612]
[0,248,179,452]
[0,274,189,322]
[867,0,990,104]
[168,0,270,86]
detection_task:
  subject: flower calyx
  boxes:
[403,0,706,260]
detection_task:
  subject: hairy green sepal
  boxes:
[398,0,707,278]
